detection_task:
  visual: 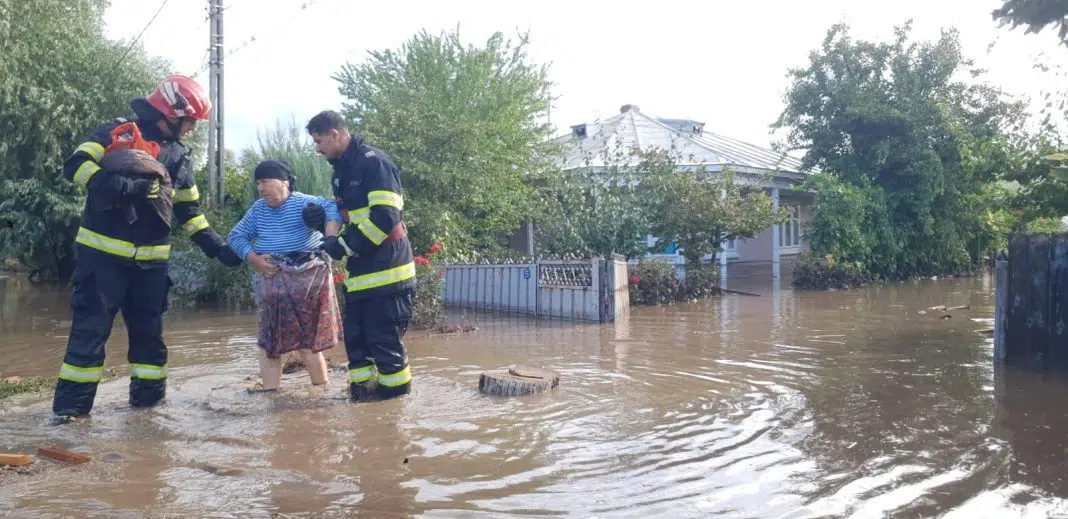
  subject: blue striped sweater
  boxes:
[227,192,342,261]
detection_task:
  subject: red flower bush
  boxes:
[411,243,445,329]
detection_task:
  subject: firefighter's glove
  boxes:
[319,236,349,261]
[217,245,243,267]
[302,203,326,233]
[128,178,160,199]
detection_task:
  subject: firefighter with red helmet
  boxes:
[51,74,242,424]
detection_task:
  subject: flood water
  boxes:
[2,272,1068,518]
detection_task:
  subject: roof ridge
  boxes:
[632,110,727,163]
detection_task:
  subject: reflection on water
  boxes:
[2,272,1068,517]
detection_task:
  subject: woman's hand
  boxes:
[249,252,279,277]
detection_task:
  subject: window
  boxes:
[779,205,801,248]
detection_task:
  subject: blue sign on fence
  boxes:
[523,267,531,280]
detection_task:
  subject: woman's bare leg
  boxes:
[259,349,282,390]
[299,349,329,385]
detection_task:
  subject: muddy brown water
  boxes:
[2,272,1067,517]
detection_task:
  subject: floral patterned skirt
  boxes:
[251,251,341,359]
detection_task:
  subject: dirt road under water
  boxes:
[2,272,1068,517]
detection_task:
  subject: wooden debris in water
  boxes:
[36,446,90,465]
[927,304,970,312]
[198,463,245,477]
[479,365,560,396]
[0,453,32,467]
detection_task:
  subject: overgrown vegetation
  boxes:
[645,165,786,269]
[627,260,723,306]
[0,0,171,282]
[536,137,785,269]
[775,22,1032,289]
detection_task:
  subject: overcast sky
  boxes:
[103,0,1067,155]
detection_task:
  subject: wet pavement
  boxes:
[2,272,1067,517]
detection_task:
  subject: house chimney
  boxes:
[620,104,639,114]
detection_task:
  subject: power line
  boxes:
[190,0,319,79]
[103,0,171,79]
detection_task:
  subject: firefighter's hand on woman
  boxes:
[248,251,279,277]
[319,235,348,261]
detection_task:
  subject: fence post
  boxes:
[599,258,613,324]
[994,259,1008,362]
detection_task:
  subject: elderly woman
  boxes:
[228,160,343,392]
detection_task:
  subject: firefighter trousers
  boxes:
[52,248,172,417]
[343,289,413,399]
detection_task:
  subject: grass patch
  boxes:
[0,377,51,400]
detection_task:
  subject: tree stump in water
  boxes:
[478,366,560,396]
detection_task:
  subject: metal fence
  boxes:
[442,255,630,323]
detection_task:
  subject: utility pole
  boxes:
[207,0,225,209]
[206,0,216,209]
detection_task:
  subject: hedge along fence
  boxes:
[626,258,723,305]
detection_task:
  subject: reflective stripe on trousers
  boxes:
[349,365,377,384]
[58,363,103,383]
[378,365,411,387]
[130,363,167,380]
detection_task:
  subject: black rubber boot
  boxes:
[349,381,380,402]
[129,378,166,408]
[376,381,411,400]
[49,412,83,426]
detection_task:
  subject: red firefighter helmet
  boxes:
[145,74,211,121]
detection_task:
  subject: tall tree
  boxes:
[332,28,557,257]
[0,0,171,281]
[774,21,1022,279]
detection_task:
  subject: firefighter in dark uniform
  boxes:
[52,74,243,423]
[302,110,415,401]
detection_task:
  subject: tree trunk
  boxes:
[479,366,560,396]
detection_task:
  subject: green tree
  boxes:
[992,0,1068,45]
[332,28,557,258]
[646,164,786,269]
[774,21,1022,281]
[534,138,662,259]
[988,3,1068,223]
[0,0,171,281]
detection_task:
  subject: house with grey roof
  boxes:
[509,104,817,286]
